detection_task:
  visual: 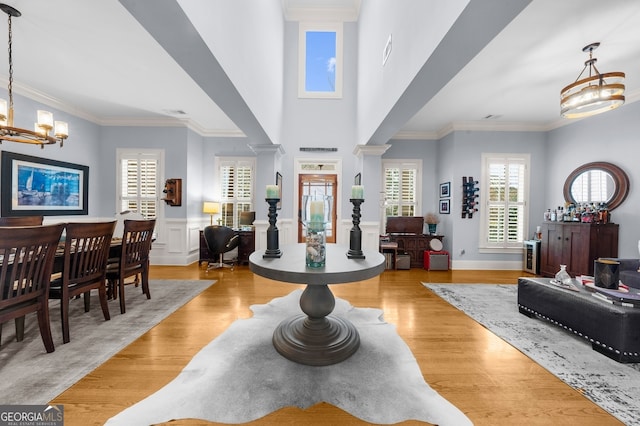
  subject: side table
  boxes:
[250,243,385,366]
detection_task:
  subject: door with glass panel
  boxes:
[297,174,337,243]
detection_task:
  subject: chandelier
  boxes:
[560,42,625,119]
[0,3,68,147]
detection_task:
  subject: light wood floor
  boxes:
[51,264,623,425]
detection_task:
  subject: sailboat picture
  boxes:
[1,151,88,216]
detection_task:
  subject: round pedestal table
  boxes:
[249,243,385,366]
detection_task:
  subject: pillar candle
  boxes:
[351,185,364,199]
[310,200,324,222]
[266,185,279,198]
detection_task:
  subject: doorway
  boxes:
[298,174,337,243]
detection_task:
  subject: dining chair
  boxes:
[0,223,65,353]
[48,221,116,343]
[0,216,44,226]
[106,219,156,314]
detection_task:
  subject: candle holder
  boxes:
[302,194,332,268]
[263,198,282,258]
[347,198,365,259]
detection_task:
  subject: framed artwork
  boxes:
[439,181,451,198]
[354,172,361,185]
[275,172,283,210]
[439,199,450,214]
[1,151,89,216]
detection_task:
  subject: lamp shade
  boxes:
[203,201,220,214]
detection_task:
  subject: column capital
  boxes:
[250,144,285,156]
[353,144,391,157]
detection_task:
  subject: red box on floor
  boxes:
[424,250,449,270]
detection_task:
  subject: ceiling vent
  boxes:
[300,147,338,152]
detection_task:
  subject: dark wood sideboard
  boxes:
[540,222,618,278]
[199,229,255,266]
[385,216,444,269]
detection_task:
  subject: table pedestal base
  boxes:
[272,284,360,366]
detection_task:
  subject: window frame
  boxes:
[479,153,530,253]
[115,148,164,220]
[298,22,343,99]
[381,159,422,219]
[214,156,255,228]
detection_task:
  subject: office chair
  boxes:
[203,225,239,271]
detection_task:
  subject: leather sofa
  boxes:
[614,259,640,289]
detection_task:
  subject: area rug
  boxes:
[0,279,214,405]
[105,289,472,425]
[424,283,640,426]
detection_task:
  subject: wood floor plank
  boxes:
[51,265,623,425]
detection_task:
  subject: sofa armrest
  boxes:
[610,258,640,271]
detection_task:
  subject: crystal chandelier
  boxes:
[0,3,68,147]
[560,42,625,119]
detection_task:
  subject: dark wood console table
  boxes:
[249,243,385,366]
[199,229,255,266]
[387,234,444,268]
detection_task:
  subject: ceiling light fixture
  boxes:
[0,3,68,147]
[560,42,625,119]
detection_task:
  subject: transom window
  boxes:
[298,22,343,98]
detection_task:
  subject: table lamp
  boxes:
[203,201,220,226]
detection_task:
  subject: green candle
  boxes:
[351,185,364,199]
[266,185,279,198]
[310,200,324,222]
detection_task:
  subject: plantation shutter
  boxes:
[383,161,419,218]
[483,154,528,248]
[218,159,254,227]
[119,154,158,219]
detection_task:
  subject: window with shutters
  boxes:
[382,160,422,218]
[116,149,163,219]
[216,157,255,228]
[480,153,530,251]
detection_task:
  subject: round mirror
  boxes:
[563,162,629,210]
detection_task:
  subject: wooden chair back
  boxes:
[0,224,65,353]
[107,219,155,314]
[0,216,44,226]
[120,219,156,272]
[50,221,116,343]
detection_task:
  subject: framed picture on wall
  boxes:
[354,173,361,185]
[439,199,450,214]
[276,172,283,210]
[439,182,450,198]
[1,151,89,216]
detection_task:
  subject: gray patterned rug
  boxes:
[424,283,640,426]
[0,279,214,405]
[106,289,472,426]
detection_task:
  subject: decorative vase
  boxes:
[305,225,326,267]
[302,194,332,268]
[554,264,572,286]
[427,223,437,235]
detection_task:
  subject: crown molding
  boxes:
[353,144,390,157]
[282,0,360,22]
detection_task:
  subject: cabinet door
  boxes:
[562,224,589,277]
[594,225,619,260]
[540,223,563,276]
